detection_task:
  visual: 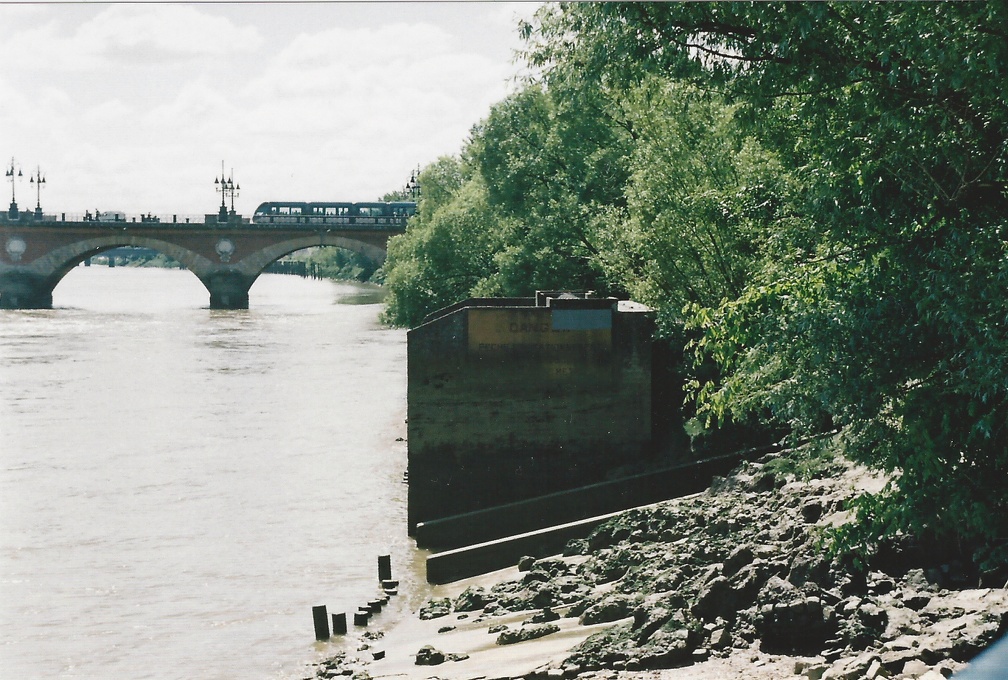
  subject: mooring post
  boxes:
[312,605,330,641]
[331,612,347,635]
[378,554,392,582]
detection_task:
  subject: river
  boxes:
[0,266,426,679]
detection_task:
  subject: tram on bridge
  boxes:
[251,201,416,228]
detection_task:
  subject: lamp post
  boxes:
[6,157,22,219]
[405,166,421,200]
[29,166,45,218]
[214,161,237,223]
[228,168,239,216]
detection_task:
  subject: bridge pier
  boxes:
[0,273,54,309]
[205,271,255,310]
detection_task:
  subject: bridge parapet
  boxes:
[0,211,409,230]
[0,211,214,226]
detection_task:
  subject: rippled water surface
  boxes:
[0,266,421,679]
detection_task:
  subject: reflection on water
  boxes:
[0,267,421,680]
[332,282,387,306]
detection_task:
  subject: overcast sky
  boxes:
[0,2,536,218]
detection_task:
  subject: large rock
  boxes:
[414,645,446,665]
[691,576,735,623]
[496,623,560,645]
[756,579,833,653]
[636,621,698,669]
[419,598,452,620]
[453,586,491,612]
[730,559,776,606]
[570,624,636,670]
[821,652,881,680]
[580,594,638,625]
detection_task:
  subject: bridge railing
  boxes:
[3,212,409,230]
[54,212,213,225]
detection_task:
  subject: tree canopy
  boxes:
[382,2,1008,555]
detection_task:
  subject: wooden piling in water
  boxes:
[331,612,347,635]
[312,605,330,641]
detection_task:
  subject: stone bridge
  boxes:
[0,214,405,309]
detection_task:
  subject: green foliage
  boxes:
[382,77,778,329]
[467,85,624,297]
[761,437,847,483]
[598,78,793,318]
[129,252,181,269]
[525,2,1008,547]
[381,85,632,326]
[380,157,499,327]
[382,0,1008,553]
[306,248,380,282]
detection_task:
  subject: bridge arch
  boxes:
[0,220,400,309]
[189,233,389,309]
[42,234,215,280]
[245,234,387,274]
[1,235,215,309]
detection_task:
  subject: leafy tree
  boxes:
[304,247,381,282]
[526,2,1008,548]
[596,77,793,330]
[382,85,634,325]
[381,157,499,327]
[467,85,624,297]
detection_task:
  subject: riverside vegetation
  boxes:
[377,4,1008,579]
[335,4,1008,674]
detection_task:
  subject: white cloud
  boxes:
[74,5,262,65]
[0,4,527,215]
[249,22,453,97]
[87,5,262,56]
[0,5,261,79]
[143,78,237,131]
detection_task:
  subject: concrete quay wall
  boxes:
[406,295,655,533]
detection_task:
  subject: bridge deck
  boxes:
[1,213,408,230]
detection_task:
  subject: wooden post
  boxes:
[332,612,347,635]
[312,605,330,641]
[378,555,392,582]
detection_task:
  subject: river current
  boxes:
[0,266,425,679]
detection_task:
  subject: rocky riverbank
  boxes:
[307,448,1007,680]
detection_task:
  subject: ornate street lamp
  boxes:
[6,157,23,218]
[405,165,421,200]
[214,161,237,222]
[29,166,45,218]
[228,168,239,216]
